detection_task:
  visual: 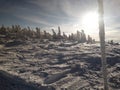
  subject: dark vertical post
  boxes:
[98,0,109,90]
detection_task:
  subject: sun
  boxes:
[82,12,98,34]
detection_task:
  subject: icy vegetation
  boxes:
[0,25,120,90]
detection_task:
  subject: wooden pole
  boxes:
[98,0,109,90]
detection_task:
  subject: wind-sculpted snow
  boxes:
[0,41,120,90]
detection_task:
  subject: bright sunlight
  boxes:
[82,12,99,34]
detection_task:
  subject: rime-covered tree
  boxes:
[63,32,67,40]
[0,25,7,35]
[57,26,62,39]
[76,30,82,42]
[81,30,86,43]
[44,31,52,40]
[71,33,74,40]
[52,29,57,39]
[87,35,92,44]
[92,39,95,44]
[58,26,61,36]
[44,30,47,39]
[36,27,41,39]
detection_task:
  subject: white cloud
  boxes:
[16,14,55,26]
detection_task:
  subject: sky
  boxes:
[0,0,120,41]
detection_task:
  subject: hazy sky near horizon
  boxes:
[0,0,120,41]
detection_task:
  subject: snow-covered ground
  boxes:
[0,40,120,90]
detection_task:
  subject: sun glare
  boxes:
[82,12,98,34]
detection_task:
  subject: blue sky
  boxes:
[0,0,120,41]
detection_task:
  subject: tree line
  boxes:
[0,25,95,44]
